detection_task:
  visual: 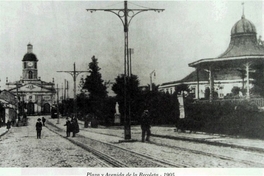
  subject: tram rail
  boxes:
[46,120,185,167]
[80,127,264,167]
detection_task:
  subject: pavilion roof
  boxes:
[161,68,245,87]
[189,14,264,69]
[189,55,264,69]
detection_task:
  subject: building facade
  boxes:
[0,90,17,124]
[6,44,56,115]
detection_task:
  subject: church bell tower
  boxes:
[22,43,38,81]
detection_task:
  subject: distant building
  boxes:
[0,90,17,124]
[159,11,264,100]
[6,44,56,115]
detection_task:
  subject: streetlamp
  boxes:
[150,70,156,91]
[87,1,164,140]
[149,70,156,91]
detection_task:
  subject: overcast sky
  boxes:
[0,0,263,97]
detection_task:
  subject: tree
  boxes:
[145,83,160,92]
[81,56,108,119]
[82,56,107,100]
[112,74,141,123]
[175,84,190,97]
[231,86,241,96]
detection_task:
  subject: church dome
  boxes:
[22,53,38,61]
[231,15,256,35]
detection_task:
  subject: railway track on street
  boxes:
[46,120,186,167]
[80,127,264,167]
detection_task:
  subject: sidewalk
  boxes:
[0,126,8,137]
[47,116,264,153]
[150,127,264,152]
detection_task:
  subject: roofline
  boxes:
[189,55,264,67]
[159,79,253,89]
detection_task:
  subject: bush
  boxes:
[188,100,264,139]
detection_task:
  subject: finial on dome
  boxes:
[27,43,33,53]
[241,2,245,19]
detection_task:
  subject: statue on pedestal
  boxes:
[114,102,120,124]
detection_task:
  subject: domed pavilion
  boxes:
[160,10,264,102]
[188,12,264,101]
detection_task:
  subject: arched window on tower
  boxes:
[28,71,33,79]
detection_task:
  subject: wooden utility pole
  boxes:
[57,63,89,118]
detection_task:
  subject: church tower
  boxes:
[6,43,56,115]
[22,43,38,81]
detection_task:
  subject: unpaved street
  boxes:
[1,115,264,168]
[0,116,108,167]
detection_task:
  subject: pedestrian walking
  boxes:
[42,117,46,126]
[64,117,71,137]
[140,110,151,142]
[71,116,79,137]
[6,120,11,130]
[36,118,42,139]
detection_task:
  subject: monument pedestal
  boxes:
[114,114,120,124]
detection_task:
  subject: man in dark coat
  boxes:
[140,110,151,142]
[6,120,11,130]
[36,118,43,139]
[42,117,46,126]
[64,117,71,137]
[71,116,79,137]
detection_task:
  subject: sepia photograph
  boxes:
[0,0,264,175]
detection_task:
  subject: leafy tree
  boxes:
[112,74,141,123]
[231,86,241,96]
[144,83,160,92]
[76,92,90,117]
[175,84,190,95]
[141,89,179,125]
[61,99,74,116]
[112,75,180,126]
[81,56,108,119]
[82,56,107,100]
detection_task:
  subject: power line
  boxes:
[128,1,154,9]
[102,1,124,8]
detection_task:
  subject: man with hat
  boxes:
[64,117,72,137]
[36,118,43,139]
[140,109,151,142]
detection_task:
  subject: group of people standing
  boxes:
[35,116,79,139]
[33,115,80,139]
[32,109,150,141]
[64,116,79,137]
